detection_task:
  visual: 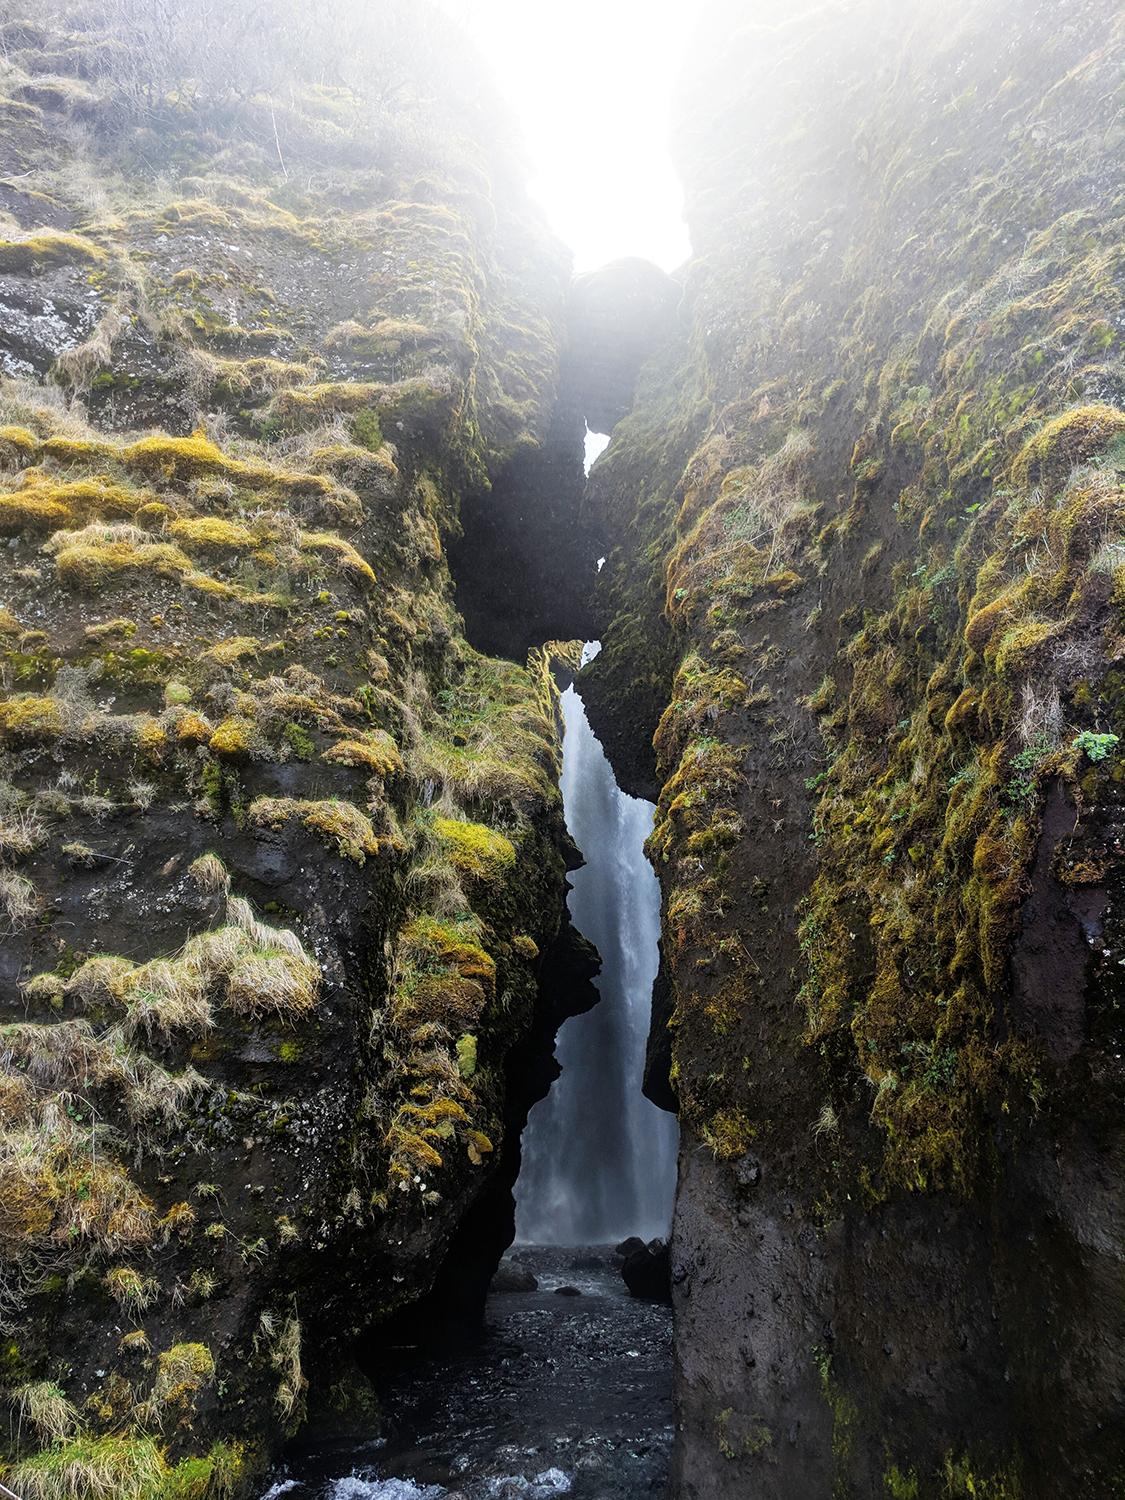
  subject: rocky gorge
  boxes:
[0,0,1123,1497]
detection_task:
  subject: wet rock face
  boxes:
[584,0,1125,1494]
[565,258,681,438]
[0,7,594,1495]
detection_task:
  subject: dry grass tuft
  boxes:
[105,1265,160,1310]
[271,1316,306,1418]
[188,852,230,894]
[0,870,39,930]
[14,1380,79,1445]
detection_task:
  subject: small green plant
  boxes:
[1004,731,1053,808]
[1073,730,1119,762]
[282,722,315,759]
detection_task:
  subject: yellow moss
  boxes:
[34,438,109,468]
[0,493,71,533]
[169,517,256,552]
[204,636,260,667]
[270,381,382,424]
[702,1109,754,1160]
[434,817,516,882]
[0,231,106,272]
[135,716,167,759]
[400,914,496,999]
[180,572,239,599]
[0,696,63,747]
[992,619,1055,680]
[208,717,261,759]
[1011,404,1125,498]
[123,434,228,482]
[176,712,212,743]
[0,425,37,460]
[401,974,488,1026]
[248,796,380,864]
[321,730,403,775]
[83,618,137,644]
[944,688,980,737]
[309,442,399,491]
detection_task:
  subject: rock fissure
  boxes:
[2,0,1125,1497]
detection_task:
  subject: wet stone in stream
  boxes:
[260,1247,673,1500]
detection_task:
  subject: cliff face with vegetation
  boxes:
[582,0,1125,1494]
[0,5,597,1496]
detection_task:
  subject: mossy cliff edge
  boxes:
[582,1,1125,1495]
[0,6,597,1497]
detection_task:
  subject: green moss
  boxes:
[282,722,315,759]
[883,1464,919,1497]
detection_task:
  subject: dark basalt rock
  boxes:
[622,1242,672,1306]
[490,1262,539,1294]
[615,1235,647,1258]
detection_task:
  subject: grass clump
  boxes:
[105,1265,160,1311]
[0,871,39,931]
[188,853,229,894]
[321,729,402,775]
[9,1433,164,1500]
[299,531,376,587]
[57,886,318,1026]
[13,1380,79,1445]
[143,1342,215,1426]
[45,524,192,591]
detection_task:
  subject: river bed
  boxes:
[260,1246,673,1500]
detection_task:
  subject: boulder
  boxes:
[622,1242,672,1306]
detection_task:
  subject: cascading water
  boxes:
[514,663,679,1244]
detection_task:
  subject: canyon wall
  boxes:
[581,0,1125,1494]
[0,5,597,1495]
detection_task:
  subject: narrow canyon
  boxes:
[0,2,1122,1498]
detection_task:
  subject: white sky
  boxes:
[433,0,697,272]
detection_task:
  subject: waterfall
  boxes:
[514,676,679,1244]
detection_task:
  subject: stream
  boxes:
[259,1247,673,1500]
[259,671,677,1500]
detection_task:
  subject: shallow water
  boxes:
[260,1247,673,1500]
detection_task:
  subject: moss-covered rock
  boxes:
[0,4,589,1494]
[584,1,1125,1495]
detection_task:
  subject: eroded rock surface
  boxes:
[584,1,1125,1494]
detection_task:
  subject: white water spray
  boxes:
[514,673,678,1244]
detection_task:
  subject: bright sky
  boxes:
[433,0,697,272]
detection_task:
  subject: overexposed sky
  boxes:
[434,0,697,272]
